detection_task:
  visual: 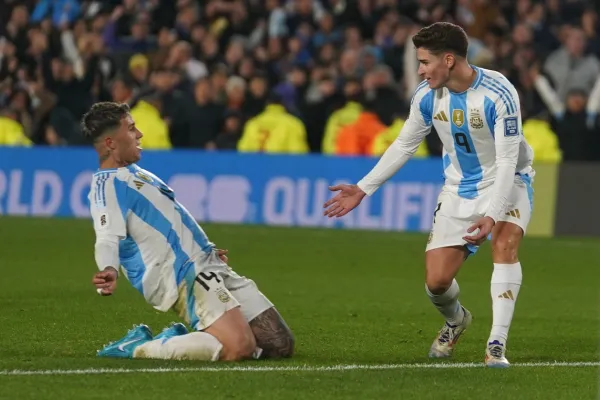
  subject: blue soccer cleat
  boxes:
[97,324,153,359]
[153,322,189,343]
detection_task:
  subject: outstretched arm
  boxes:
[249,308,295,359]
[323,85,433,218]
[356,85,433,195]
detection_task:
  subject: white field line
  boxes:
[1,361,599,376]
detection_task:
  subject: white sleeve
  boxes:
[357,87,433,196]
[90,176,128,271]
[586,75,600,126]
[533,75,564,119]
[484,84,522,223]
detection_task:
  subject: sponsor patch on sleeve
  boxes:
[504,117,519,137]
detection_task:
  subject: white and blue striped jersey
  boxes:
[88,164,215,311]
[412,66,533,197]
[358,66,534,220]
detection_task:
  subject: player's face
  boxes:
[416,48,452,90]
[111,114,143,165]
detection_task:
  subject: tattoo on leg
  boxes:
[249,308,294,359]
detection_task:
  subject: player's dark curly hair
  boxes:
[412,22,469,58]
[81,102,131,142]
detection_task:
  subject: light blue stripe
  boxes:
[113,178,130,221]
[519,173,534,211]
[174,201,213,253]
[96,173,110,207]
[125,186,193,286]
[483,96,496,138]
[472,66,484,89]
[100,175,108,207]
[420,90,434,126]
[449,91,483,199]
[411,81,429,105]
[184,267,200,330]
[119,237,146,295]
[481,82,510,117]
[443,154,451,170]
[483,77,516,114]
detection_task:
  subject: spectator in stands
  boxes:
[335,95,387,156]
[370,111,430,158]
[237,92,308,154]
[207,110,244,151]
[543,26,600,101]
[130,92,171,149]
[188,77,224,149]
[0,0,598,162]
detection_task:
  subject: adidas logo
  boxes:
[433,111,449,122]
[505,209,521,219]
[134,180,144,190]
[498,290,514,300]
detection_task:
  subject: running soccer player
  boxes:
[323,22,534,368]
[83,102,294,362]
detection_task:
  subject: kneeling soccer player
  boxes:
[83,102,294,361]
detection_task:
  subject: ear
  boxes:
[445,53,456,69]
[104,135,115,150]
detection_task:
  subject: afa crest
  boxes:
[469,109,484,129]
[452,109,465,128]
[135,171,153,183]
[216,288,231,303]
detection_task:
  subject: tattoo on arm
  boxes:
[249,307,294,359]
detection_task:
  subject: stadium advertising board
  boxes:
[0,147,560,236]
[0,147,447,232]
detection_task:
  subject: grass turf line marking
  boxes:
[1,362,599,376]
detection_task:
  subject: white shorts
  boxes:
[171,251,274,331]
[426,173,534,255]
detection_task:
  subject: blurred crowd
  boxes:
[0,0,599,162]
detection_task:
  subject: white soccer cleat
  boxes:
[428,307,473,358]
[485,340,510,368]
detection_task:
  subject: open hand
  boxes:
[463,216,495,246]
[323,184,366,218]
[92,267,118,296]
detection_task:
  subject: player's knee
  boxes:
[491,236,519,262]
[220,333,256,361]
[425,276,453,295]
[267,331,296,359]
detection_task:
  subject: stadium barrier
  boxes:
[554,163,600,236]
[0,147,561,236]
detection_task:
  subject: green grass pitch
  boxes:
[0,217,598,399]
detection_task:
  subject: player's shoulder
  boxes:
[128,164,166,185]
[411,80,434,103]
[411,80,438,113]
[476,67,518,95]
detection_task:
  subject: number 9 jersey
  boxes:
[357,66,535,255]
[407,66,533,197]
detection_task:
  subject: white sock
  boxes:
[426,279,465,326]
[133,332,223,361]
[489,262,522,343]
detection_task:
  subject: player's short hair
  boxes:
[412,22,469,58]
[81,102,130,142]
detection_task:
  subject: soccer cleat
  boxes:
[153,322,188,343]
[485,340,510,368]
[428,307,473,358]
[97,324,153,359]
